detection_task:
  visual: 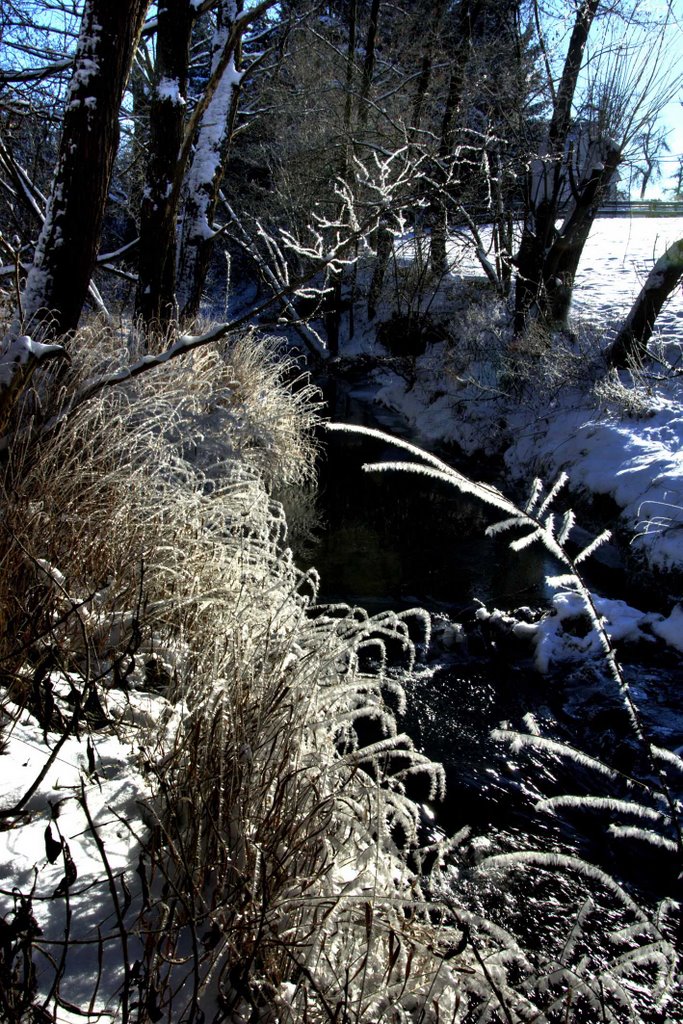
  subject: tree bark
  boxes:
[542,144,621,326]
[606,238,683,368]
[176,0,244,322]
[20,0,150,336]
[135,0,194,330]
[429,0,482,276]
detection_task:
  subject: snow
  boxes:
[505,391,683,570]
[0,686,173,1020]
[651,603,683,651]
[0,335,65,387]
[177,35,243,304]
[157,76,185,106]
[530,590,662,673]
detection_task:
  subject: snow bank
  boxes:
[0,688,178,1021]
[505,390,683,571]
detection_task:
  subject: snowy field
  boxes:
[571,216,683,335]
[438,215,683,336]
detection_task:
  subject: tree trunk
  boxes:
[176,1,243,322]
[20,0,150,336]
[542,144,621,326]
[135,0,193,330]
[409,0,448,140]
[513,0,601,333]
[429,0,482,276]
[606,238,683,368]
[356,0,381,131]
[367,219,394,321]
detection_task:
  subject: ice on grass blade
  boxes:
[651,744,683,774]
[575,528,612,565]
[557,509,576,545]
[485,515,529,537]
[491,729,622,782]
[524,477,544,515]
[535,795,670,826]
[537,471,569,518]
[607,824,679,854]
[509,528,543,552]
[477,850,644,916]
[545,573,580,589]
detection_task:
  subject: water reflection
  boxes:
[311,418,554,613]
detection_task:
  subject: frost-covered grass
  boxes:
[0,322,477,1020]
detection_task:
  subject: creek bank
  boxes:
[315,361,682,611]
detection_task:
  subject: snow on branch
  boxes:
[0,334,66,391]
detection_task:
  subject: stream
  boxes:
[283,216,683,1015]
[306,384,683,912]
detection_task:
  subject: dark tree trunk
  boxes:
[607,238,683,368]
[409,0,448,139]
[367,219,394,321]
[357,0,381,130]
[20,0,150,336]
[135,0,194,330]
[429,0,482,276]
[543,145,621,326]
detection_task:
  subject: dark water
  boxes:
[311,394,554,614]
[307,386,683,914]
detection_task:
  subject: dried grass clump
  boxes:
[0,322,318,675]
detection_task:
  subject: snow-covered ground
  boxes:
[571,216,683,335]
[0,689,170,1021]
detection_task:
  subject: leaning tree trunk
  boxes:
[606,238,683,369]
[20,0,150,336]
[135,0,194,330]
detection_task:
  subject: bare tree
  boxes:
[19,0,150,335]
[633,123,670,199]
[514,0,681,335]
